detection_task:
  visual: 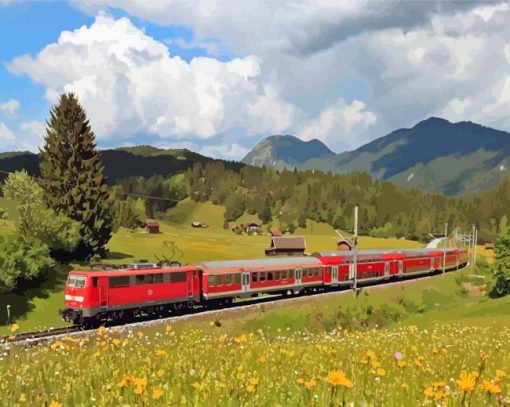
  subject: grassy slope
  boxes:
[0,200,424,334]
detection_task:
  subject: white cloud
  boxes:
[0,99,20,117]
[297,99,376,149]
[0,122,15,140]
[198,143,250,160]
[8,14,297,144]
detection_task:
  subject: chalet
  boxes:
[270,227,282,237]
[243,222,262,233]
[145,220,160,234]
[484,243,495,250]
[265,236,306,256]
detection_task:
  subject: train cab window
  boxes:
[234,274,241,285]
[169,272,186,283]
[226,274,232,285]
[251,272,258,282]
[92,277,98,287]
[208,275,215,287]
[136,274,154,285]
[215,275,223,286]
[109,276,130,288]
[282,270,287,279]
[260,272,266,282]
[289,270,294,279]
[275,270,280,280]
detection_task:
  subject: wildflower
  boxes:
[112,338,121,346]
[137,331,144,338]
[455,371,478,393]
[97,326,106,335]
[10,323,19,333]
[424,386,434,399]
[165,325,172,332]
[258,355,267,363]
[157,369,165,377]
[394,352,403,361]
[397,360,407,368]
[366,349,376,360]
[327,370,353,388]
[152,387,164,400]
[257,329,264,336]
[495,369,506,384]
[19,394,26,402]
[376,368,386,377]
[118,375,136,388]
[49,401,62,407]
[219,334,227,343]
[305,379,317,389]
[414,356,424,367]
[296,378,304,384]
[482,379,501,395]
[155,349,167,356]
[246,377,259,393]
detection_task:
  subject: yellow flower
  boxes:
[134,385,144,395]
[327,370,353,388]
[165,325,172,332]
[137,331,144,338]
[370,359,381,369]
[455,371,478,393]
[482,379,501,395]
[219,334,227,343]
[249,377,259,386]
[397,360,406,368]
[496,369,506,383]
[296,378,304,384]
[414,356,424,367]
[258,355,267,363]
[366,349,376,360]
[257,328,264,336]
[234,334,248,343]
[112,338,121,346]
[152,387,164,400]
[118,375,136,388]
[155,349,167,356]
[19,393,26,402]
[97,325,106,335]
[49,401,62,407]
[10,323,19,333]
[246,378,259,393]
[376,368,385,377]
[157,369,165,377]
[424,386,434,399]
[304,379,317,389]
[246,384,256,393]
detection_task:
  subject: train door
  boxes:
[295,268,302,286]
[398,260,404,275]
[384,262,390,278]
[242,272,250,293]
[332,266,339,284]
[99,276,108,308]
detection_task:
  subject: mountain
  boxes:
[241,135,334,170]
[0,147,244,185]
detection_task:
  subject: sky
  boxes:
[1,0,510,159]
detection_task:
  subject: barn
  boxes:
[265,236,306,256]
[145,220,160,234]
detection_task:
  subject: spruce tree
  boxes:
[39,93,113,259]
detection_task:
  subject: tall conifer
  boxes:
[39,93,113,259]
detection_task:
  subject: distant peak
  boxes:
[413,117,451,128]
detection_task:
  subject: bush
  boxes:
[0,234,54,293]
[490,228,510,297]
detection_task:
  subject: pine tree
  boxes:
[39,93,113,259]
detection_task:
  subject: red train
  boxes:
[61,247,469,326]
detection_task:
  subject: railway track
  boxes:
[1,267,465,347]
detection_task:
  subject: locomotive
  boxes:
[61,247,468,327]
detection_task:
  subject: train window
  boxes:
[153,274,164,284]
[226,274,232,285]
[92,277,98,287]
[315,268,321,277]
[170,272,187,283]
[215,275,223,286]
[275,270,280,280]
[308,269,313,277]
[109,276,130,288]
[289,270,294,279]
[208,275,214,287]
[136,274,153,285]
[260,272,266,282]
[282,270,287,279]
[68,275,76,286]
[234,274,241,285]
[75,276,86,288]
[252,272,258,282]
[267,272,273,281]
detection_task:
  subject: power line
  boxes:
[0,169,182,203]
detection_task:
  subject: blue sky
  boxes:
[1,1,510,158]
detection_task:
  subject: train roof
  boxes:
[199,256,321,270]
[69,265,197,277]
[312,247,458,258]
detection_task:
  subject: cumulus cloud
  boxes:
[0,120,46,152]
[298,99,376,150]
[198,143,250,160]
[8,14,297,144]
[0,99,20,117]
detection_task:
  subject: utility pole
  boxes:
[443,223,448,275]
[473,228,478,269]
[353,205,359,297]
[471,224,476,268]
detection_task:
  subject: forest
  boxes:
[116,161,510,243]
